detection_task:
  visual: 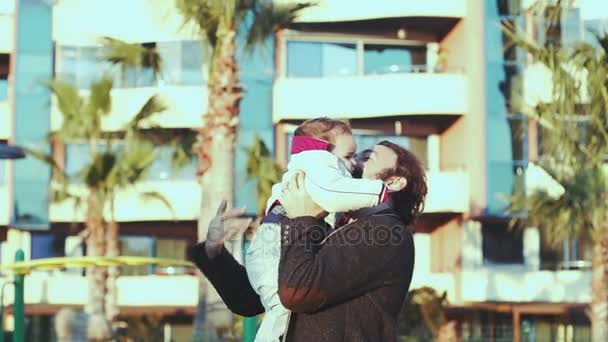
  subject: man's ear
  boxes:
[386,176,407,192]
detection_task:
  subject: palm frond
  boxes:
[171,131,197,168]
[48,80,82,120]
[245,135,283,214]
[109,140,157,188]
[126,94,168,131]
[175,0,224,47]
[140,191,177,220]
[87,77,113,117]
[245,1,313,52]
[99,37,163,78]
[24,147,69,181]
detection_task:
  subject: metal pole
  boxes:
[14,249,25,342]
[242,240,256,342]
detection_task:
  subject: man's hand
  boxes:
[281,171,327,219]
[205,200,253,259]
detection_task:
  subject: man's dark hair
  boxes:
[377,141,428,226]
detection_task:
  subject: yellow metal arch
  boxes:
[0,256,195,275]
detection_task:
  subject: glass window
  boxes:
[543,6,562,48]
[285,133,426,168]
[482,221,524,264]
[144,146,197,181]
[120,236,152,276]
[77,47,102,89]
[65,144,93,177]
[157,41,205,86]
[363,44,424,74]
[57,46,78,85]
[156,238,187,260]
[66,143,195,182]
[497,0,521,16]
[31,233,65,259]
[157,41,182,85]
[181,41,205,85]
[562,8,582,48]
[287,41,357,77]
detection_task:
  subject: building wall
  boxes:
[430,217,463,273]
[440,0,487,216]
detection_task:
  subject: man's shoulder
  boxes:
[337,213,412,247]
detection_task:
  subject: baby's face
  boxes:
[331,133,357,173]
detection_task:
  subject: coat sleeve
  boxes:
[277,216,412,313]
[290,151,387,213]
[189,242,265,317]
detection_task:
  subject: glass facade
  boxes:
[364,44,425,74]
[286,39,428,78]
[485,0,528,215]
[56,41,206,89]
[13,0,53,229]
[285,133,426,168]
[119,236,153,276]
[286,41,357,77]
[65,143,197,181]
[118,236,187,276]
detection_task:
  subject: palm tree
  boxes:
[30,38,192,339]
[42,79,179,339]
[503,3,608,339]
[174,1,312,338]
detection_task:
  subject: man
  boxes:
[191,141,427,341]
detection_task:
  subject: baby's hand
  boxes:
[281,171,327,219]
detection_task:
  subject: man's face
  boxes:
[362,144,398,180]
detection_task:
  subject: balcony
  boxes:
[0,273,198,310]
[410,267,591,305]
[50,179,200,222]
[424,169,469,213]
[53,0,197,46]
[50,85,207,132]
[275,0,466,23]
[273,73,467,121]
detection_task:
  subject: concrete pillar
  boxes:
[413,233,431,274]
[427,134,440,172]
[426,42,440,73]
[523,227,540,270]
[462,221,483,269]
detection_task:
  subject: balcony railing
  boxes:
[273,72,467,121]
[276,0,466,23]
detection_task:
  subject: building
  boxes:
[0,0,604,341]
[273,0,602,341]
[1,0,273,339]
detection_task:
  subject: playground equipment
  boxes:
[0,251,195,342]
[0,249,258,342]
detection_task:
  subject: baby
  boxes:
[245,118,387,341]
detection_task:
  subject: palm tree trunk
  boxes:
[591,193,608,341]
[105,220,120,322]
[591,233,608,341]
[193,29,244,341]
[83,191,112,340]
